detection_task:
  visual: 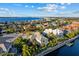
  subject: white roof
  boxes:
[43,29,53,34]
[52,29,63,35]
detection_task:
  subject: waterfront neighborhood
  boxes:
[0,3,79,56]
[0,17,79,56]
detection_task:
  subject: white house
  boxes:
[29,32,48,45]
[34,32,48,45]
[51,22,57,26]
[52,29,64,37]
[43,29,53,35]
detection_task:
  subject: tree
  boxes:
[12,37,23,48]
[48,41,53,47]
[22,44,31,56]
[74,30,79,35]
[66,32,75,39]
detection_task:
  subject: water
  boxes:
[0,17,42,22]
[46,38,79,56]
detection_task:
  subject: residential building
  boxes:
[29,32,48,46]
[22,33,27,39]
[0,33,20,53]
[52,29,64,37]
[43,29,53,35]
[35,24,42,28]
[43,22,49,27]
[0,42,12,53]
[34,32,48,45]
[51,22,57,26]
[63,21,79,31]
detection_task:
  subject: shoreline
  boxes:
[36,35,79,56]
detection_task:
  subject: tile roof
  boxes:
[63,22,79,31]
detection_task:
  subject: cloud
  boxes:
[31,5,34,8]
[60,6,66,10]
[59,10,73,15]
[59,12,68,15]
[37,4,58,12]
[61,3,65,5]
[37,4,66,12]
[61,3,71,5]
[25,5,34,8]
[0,8,9,11]
[0,8,10,14]
[59,10,79,17]
[25,5,28,7]
[72,10,79,14]
[0,8,15,17]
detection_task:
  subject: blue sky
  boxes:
[0,3,79,17]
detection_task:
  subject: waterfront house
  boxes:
[34,32,48,45]
[52,29,64,37]
[29,32,48,46]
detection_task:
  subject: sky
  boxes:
[0,3,79,17]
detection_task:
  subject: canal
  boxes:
[45,38,79,56]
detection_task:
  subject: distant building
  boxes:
[43,22,49,27]
[63,21,79,31]
[23,26,26,31]
[51,22,57,26]
[22,34,27,39]
[36,24,42,28]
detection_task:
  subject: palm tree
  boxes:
[22,44,31,56]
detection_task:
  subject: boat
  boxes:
[66,42,74,47]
